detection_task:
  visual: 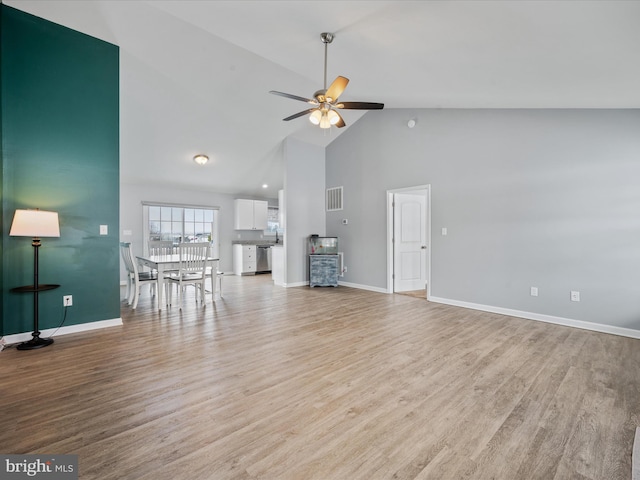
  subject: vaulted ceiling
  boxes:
[7,1,640,197]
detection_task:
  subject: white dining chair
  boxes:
[147,240,179,282]
[148,240,176,256]
[164,242,209,309]
[120,242,157,309]
[205,260,223,299]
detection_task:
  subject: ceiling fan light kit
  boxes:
[309,110,322,125]
[270,32,383,130]
[193,154,209,165]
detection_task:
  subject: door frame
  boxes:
[386,185,431,297]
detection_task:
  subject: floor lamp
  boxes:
[10,209,60,350]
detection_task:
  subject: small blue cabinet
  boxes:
[309,255,339,287]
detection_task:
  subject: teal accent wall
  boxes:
[0,6,4,326]
[1,5,120,335]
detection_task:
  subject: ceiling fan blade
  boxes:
[283,108,318,121]
[325,76,349,103]
[270,90,317,105]
[335,101,384,110]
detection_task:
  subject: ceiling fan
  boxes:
[270,32,384,129]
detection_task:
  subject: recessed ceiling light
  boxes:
[262,184,268,189]
[193,154,209,165]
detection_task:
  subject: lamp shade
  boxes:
[10,209,60,238]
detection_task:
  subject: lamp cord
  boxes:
[0,305,69,350]
[46,304,69,340]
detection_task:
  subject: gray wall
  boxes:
[326,109,640,332]
[283,137,326,285]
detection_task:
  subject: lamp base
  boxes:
[17,336,54,350]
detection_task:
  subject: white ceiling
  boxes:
[7,0,640,197]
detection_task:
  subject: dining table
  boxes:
[136,253,219,310]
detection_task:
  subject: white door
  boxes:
[393,192,427,292]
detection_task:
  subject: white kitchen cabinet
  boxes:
[234,199,268,230]
[233,244,256,275]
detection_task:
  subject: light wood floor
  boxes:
[1,275,639,479]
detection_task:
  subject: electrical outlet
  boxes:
[343,266,348,273]
[63,295,73,307]
[530,287,538,297]
[570,291,580,302]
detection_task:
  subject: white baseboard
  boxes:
[633,428,640,480]
[428,296,640,340]
[338,281,388,294]
[2,318,123,346]
[284,281,309,288]
[325,281,640,339]
[280,280,386,292]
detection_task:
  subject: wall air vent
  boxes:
[326,186,343,211]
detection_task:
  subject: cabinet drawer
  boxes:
[310,256,338,268]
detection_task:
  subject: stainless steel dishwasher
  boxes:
[256,245,272,273]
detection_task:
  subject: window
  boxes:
[143,203,219,259]
[264,206,280,236]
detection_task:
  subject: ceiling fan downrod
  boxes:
[320,32,334,90]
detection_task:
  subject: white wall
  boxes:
[283,137,326,285]
[326,108,640,333]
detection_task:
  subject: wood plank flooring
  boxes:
[1,274,639,479]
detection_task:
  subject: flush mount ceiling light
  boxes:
[270,32,384,129]
[193,154,209,165]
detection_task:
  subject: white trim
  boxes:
[141,201,220,210]
[274,278,640,339]
[338,281,388,294]
[2,318,123,346]
[285,281,308,288]
[633,428,640,480]
[387,185,431,296]
[428,296,640,340]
